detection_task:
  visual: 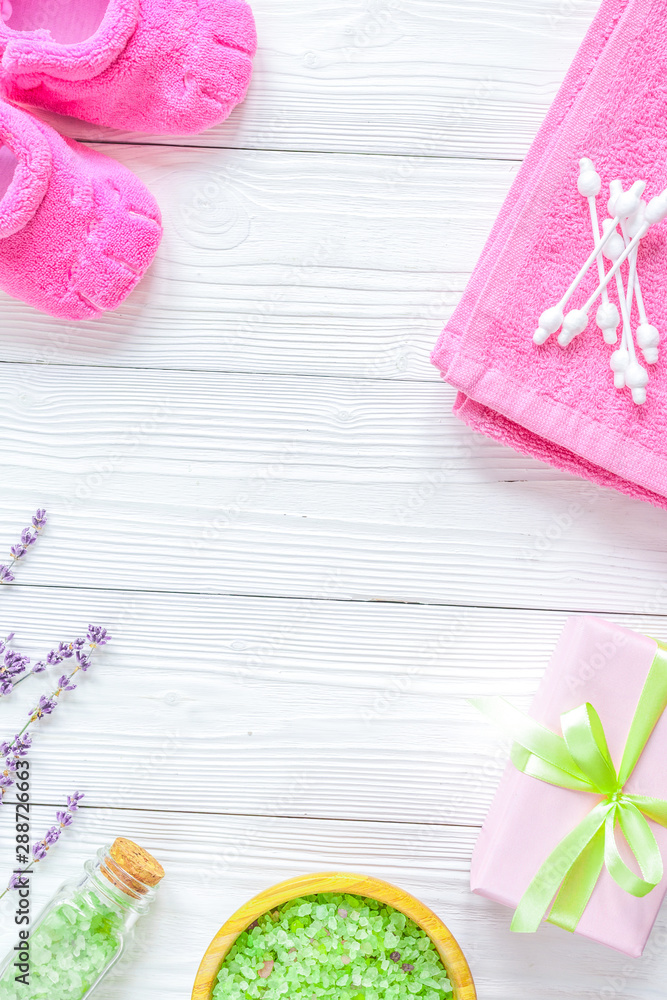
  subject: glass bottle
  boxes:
[0,838,164,1000]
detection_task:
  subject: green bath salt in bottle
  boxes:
[0,839,164,1000]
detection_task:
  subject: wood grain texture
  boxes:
[40,0,598,159]
[0,147,515,378]
[192,873,476,1000]
[0,367,665,614]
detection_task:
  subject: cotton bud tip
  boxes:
[626,202,646,238]
[558,309,588,346]
[602,229,625,261]
[533,305,563,344]
[625,361,649,404]
[626,360,649,387]
[614,182,646,220]
[578,158,601,198]
[645,191,667,225]
[610,348,629,388]
[596,301,619,335]
[637,323,659,350]
[607,179,623,217]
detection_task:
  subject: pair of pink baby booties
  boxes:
[0,0,257,320]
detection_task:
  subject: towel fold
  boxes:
[432,0,667,509]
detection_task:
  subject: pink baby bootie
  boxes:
[0,97,162,318]
[0,0,257,134]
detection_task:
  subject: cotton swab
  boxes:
[578,159,619,345]
[601,220,648,404]
[619,204,660,365]
[534,179,646,344]
[577,188,667,318]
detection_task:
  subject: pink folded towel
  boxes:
[432,0,667,509]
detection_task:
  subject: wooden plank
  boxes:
[2,587,666,827]
[41,0,598,159]
[0,809,662,1000]
[0,147,516,379]
[0,364,666,613]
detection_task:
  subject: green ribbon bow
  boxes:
[473,639,667,933]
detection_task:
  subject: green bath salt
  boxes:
[213,894,455,1000]
[0,890,123,1000]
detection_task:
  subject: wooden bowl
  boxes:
[192,872,476,1000]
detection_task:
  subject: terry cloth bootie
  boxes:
[0,98,162,319]
[0,0,257,135]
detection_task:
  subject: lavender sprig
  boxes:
[1,793,84,901]
[1,626,111,759]
[0,510,47,585]
[3,634,89,699]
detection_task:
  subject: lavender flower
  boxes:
[0,754,20,805]
[44,826,61,846]
[0,509,47,586]
[30,695,57,720]
[20,528,37,548]
[32,510,47,530]
[56,674,76,693]
[87,626,111,648]
[67,792,84,812]
[32,841,47,861]
[76,652,91,671]
[12,734,31,757]
[1,793,84,900]
[0,642,30,699]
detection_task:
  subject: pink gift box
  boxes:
[471,616,667,957]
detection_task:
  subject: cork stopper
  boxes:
[101,838,165,897]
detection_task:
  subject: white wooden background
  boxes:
[3,1,667,997]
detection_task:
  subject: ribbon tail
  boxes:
[547,828,605,933]
[510,804,608,933]
[626,795,667,829]
[618,639,667,785]
[605,803,663,897]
